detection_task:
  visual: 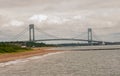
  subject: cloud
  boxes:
[0,0,120,42]
[73,15,85,20]
[29,14,48,23]
[29,14,70,24]
[47,16,69,24]
[9,20,24,26]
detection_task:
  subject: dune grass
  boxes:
[0,43,31,53]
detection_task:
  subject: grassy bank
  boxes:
[0,43,31,53]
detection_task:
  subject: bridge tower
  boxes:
[88,28,93,45]
[29,24,35,42]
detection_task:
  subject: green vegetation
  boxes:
[0,42,56,53]
[26,42,55,47]
[0,43,30,53]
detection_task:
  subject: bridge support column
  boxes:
[29,24,35,42]
[88,28,92,45]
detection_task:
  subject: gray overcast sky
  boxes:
[0,0,120,42]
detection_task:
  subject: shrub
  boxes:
[0,43,30,53]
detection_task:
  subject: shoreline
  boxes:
[0,47,61,63]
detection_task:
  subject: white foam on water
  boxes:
[0,52,65,67]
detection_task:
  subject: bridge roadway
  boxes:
[1,38,112,45]
[35,38,96,42]
[32,38,110,43]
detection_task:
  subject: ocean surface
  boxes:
[0,45,120,76]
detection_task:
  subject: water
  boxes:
[0,45,120,76]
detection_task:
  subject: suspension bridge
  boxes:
[0,24,114,46]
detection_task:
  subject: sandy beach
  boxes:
[0,47,60,63]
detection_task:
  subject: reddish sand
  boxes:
[0,48,60,62]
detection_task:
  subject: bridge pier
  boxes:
[29,24,35,42]
[28,24,35,47]
[88,28,93,45]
